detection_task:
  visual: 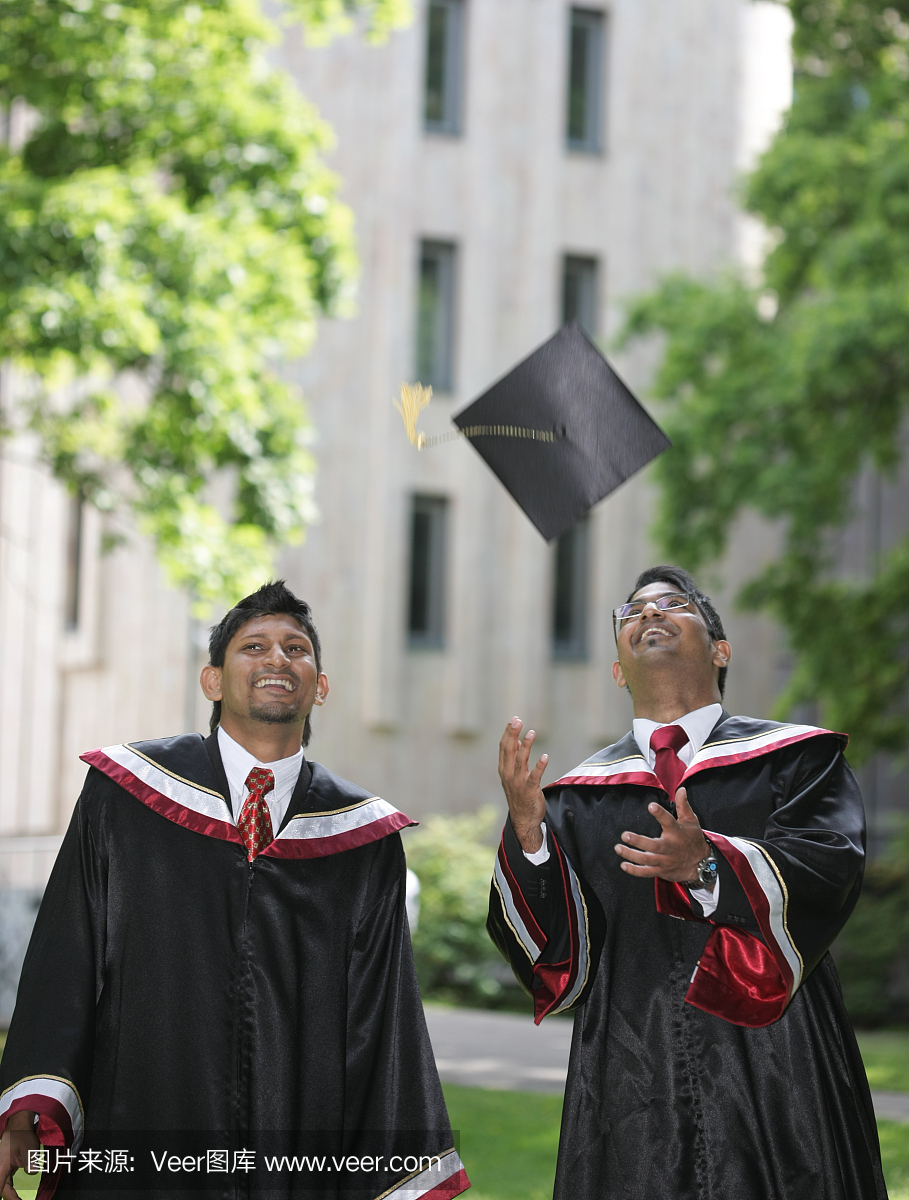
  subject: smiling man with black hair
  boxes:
[0,581,467,1200]
[489,565,886,1200]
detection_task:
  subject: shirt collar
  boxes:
[632,703,723,769]
[217,725,304,795]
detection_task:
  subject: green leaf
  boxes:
[1,0,402,606]
[619,0,909,761]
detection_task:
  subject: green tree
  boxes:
[621,0,909,762]
[0,0,409,608]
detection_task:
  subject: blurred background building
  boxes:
[271,0,795,814]
[9,0,901,1019]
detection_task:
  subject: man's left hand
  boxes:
[0,1111,40,1200]
[614,788,714,888]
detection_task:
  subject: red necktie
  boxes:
[239,767,275,861]
[649,725,689,799]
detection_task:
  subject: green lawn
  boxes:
[858,1030,909,1093]
[880,1119,909,1200]
[445,1082,909,1200]
[858,1033,909,1200]
[443,1084,562,1200]
[12,1171,38,1199]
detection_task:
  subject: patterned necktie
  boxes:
[239,767,275,861]
[650,724,689,799]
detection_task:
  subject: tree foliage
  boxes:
[0,0,409,607]
[621,0,909,761]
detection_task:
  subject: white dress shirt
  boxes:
[217,726,304,832]
[632,703,722,773]
[524,703,723,915]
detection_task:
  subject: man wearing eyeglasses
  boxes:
[489,564,885,1199]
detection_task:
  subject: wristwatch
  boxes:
[686,840,718,889]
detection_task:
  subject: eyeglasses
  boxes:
[612,592,699,636]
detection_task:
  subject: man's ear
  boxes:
[612,660,627,690]
[200,665,223,702]
[313,673,330,706]
[713,640,732,668]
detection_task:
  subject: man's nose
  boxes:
[638,601,662,621]
[264,644,292,668]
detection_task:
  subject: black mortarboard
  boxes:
[449,322,670,540]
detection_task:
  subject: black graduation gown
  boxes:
[487,714,887,1200]
[0,734,468,1200]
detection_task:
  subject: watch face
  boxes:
[697,858,718,886]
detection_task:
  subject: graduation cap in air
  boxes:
[394,321,671,541]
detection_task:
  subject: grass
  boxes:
[12,1171,38,1199]
[857,1030,909,1199]
[442,1084,562,1200]
[858,1030,909,1093]
[444,1083,909,1200]
[880,1120,909,1199]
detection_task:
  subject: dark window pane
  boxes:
[408,496,448,648]
[553,532,577,643]
[567,9,604,152]
[567,22,590,143]
[424,4,448,125]
[562,255,598,334]
[417,254,440,381]
[416,240,456,390]
[409,510,433,633]
[552,516,589,659]
[64,494,84,631]
[424,0,464,134]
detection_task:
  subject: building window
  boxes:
[424,0,465,134]
[416,240,457,391]
[63,494,84,631]
[566,8,605,152]
[408,495,448,648]
[552,515,590,660]
[562,255,599,334]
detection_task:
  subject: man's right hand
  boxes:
[0,1111,40,1200]
[498,718,548,853]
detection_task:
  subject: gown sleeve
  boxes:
[654,733,865,1028]
[0,781,107,1197]
[487,818,605,1024]
[343,834,469,1199]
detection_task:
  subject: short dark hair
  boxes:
[627,564,727,697]
[207,580,322,742]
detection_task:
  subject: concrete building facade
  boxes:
[1,1,807,1018]
[271,0,794,811]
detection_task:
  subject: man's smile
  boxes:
[254,677,296,691]
[634,623,677,647]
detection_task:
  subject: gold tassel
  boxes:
[394,382,433,449]
[394,382,559,449]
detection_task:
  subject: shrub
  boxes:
[833,822,909,1026]
[405,807,524,1008]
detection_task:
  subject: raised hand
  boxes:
[498,717,548,853]
[613,788,713,886]
[0,1111,40,1200]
